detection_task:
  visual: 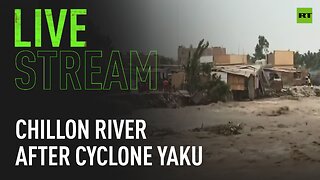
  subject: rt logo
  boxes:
[297,8,312,23]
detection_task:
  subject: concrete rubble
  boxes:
[281,86,320,97]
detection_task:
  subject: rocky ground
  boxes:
[132,95,320,179]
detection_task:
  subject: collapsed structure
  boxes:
[264,51,307,90]
[211,50,308,99]
[211,65,268,100]
[175,46,309,100]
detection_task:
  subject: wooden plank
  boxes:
[227,74,245,90]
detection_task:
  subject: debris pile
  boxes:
[257,106,289,116]
[192,122,243,136]
[281,86,320,97]
[159,93,180,108]
[137,93,183,108]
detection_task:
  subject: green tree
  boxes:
[185,39,209,92]
[253,36,269,61]
[293,50,320,70]
[294,51,303,68]
[201,63,212,76]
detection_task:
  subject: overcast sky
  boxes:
[94,0,320,59]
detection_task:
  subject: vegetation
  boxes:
[252,35,269,62]
[185,39,209,92]
[185,39,230,102]
[249,35,320,70]
[201,63,212,76]
[200,75,231,102]
[294,50,320,70]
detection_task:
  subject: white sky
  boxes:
[95,0,320,59]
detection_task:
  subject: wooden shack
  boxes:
[212,65,265,100]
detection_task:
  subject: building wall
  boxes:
[212,47,226,56]
[265,69,307,87]
[178,46,190,66]
[227,74,246,91]
[267,53,275,65]
[229,55,247,65]
[171,71,185,90]
[215,55,231,65]
[268,51,294,67]
[215,55,247,65]
[280,71,306,86]
[200,56,214,64]
[178,46,247,66]
[178,46,226,66]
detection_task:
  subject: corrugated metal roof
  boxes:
[213,65,262,77]
[264,67,300,73]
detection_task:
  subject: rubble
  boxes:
[191,90,207,104]
[192,122,243,136]
[257,106,289,116]
[134,92,188,109]
[281,86,320,97]
[159,93,180,108]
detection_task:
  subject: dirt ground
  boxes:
[133,96,320,179]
